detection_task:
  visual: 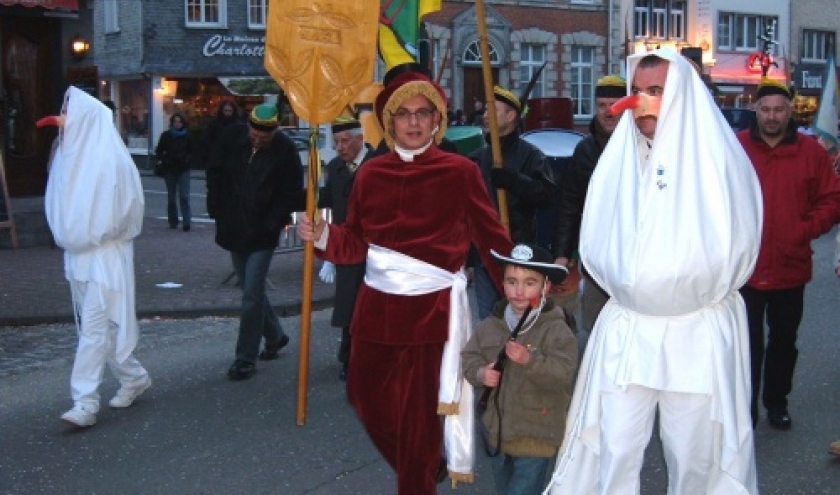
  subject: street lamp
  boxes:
[70,34,90,61]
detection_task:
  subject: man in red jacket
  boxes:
[736,78,840,430]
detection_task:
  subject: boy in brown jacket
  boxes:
[462,244,577,495]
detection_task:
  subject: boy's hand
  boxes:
[505,341,531,365]
[479,364,500,387]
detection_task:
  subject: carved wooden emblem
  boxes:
[265,1,379,124]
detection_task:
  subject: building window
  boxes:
[718,13,777,52]
[802,29,835,61]
[520,43,546,98]
[248,0,267,30]
[463,39,500,65]
[103,0,119,34]
[669,1,685,39]
[185,0,227,28]
[570,46,594,118]
[634,0,685,41]
[430,38,443,81]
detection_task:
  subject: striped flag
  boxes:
[812,54,839,152]
[378,0,442,69]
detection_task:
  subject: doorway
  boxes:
[1,16,59,197]
[462,66,498,125]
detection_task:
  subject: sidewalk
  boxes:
[0,214,335,327]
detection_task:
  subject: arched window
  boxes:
[463,39,500,65]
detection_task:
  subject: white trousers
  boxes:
[70,280,148,413]
[599,384,714,495]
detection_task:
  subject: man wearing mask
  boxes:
[545,50,762,495]
[736,79,840,430]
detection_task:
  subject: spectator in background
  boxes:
[155,113,192,231]
[470,85,555,320]
[211,103,303,381]
[552,75,626,353]
[736,78,840,430]
[317,116,375,381]
[469,97,485,126]
[205,100,241,218]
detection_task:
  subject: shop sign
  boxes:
[202,34,265,58]
[793,64,834,96]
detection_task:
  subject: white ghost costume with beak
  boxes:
[45,87,148,416]
[544,50,761,494]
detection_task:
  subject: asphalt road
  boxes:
[0,175,838,494]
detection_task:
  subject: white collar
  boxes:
[395,139,433,162]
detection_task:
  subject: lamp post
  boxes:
[70,34,90,61]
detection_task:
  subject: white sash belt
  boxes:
[365,244,475,483]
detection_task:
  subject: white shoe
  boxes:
[109,376,152,408]
[61,406,96,427]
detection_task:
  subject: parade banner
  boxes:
[378,0,441,69]
[265,0,379,425]
[812,54,839,152]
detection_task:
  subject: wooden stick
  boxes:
[296,68,323,426]
[474,0,509,232]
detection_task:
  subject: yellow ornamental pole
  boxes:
[474,0,509,232]
[265,0,379,425]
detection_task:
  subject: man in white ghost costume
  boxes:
[37,87,151,428]
[543,49,762,494]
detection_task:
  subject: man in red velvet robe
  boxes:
[298,71,512,494]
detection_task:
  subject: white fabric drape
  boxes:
[364,243,475,479]
[544,48,762,495]
[45,87,144,363]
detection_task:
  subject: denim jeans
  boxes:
[474,264,502,321]
[164,169,191,227]
[490,453,554,495]
[230,249,286,363]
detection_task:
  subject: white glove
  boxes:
[319,261,336,284]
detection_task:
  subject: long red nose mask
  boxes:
[35,115,64,128]
[608,92,662,120]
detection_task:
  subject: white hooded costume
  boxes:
[544,49,762,494]
[45,87,147,412]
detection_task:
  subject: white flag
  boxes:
[812,54,839,152]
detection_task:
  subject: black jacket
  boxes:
[155,130,192,174]
[553,117,611,259]
[211,123,303,253]
[471,129,555,243]
[317,145,375,327]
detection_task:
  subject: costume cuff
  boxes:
[314,224,329,250]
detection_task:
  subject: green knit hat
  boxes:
[249,103,280,131]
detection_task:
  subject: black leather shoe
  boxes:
[227,360,256,381]
[259,335,290,361]
[768,408,792,430]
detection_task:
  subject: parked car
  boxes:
[720,107,755,131]
[520,128,586,253]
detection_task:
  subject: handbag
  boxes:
[153,160,166,177]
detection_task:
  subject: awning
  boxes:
[217,77,279,96]
[0,0,78,9]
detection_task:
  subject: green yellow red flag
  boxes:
[378,0,442,69]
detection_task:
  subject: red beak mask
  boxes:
[35,115,64,128]
[608,92,662,121]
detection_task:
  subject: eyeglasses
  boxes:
[391,107,436,122]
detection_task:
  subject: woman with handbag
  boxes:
[155,113,192,231]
